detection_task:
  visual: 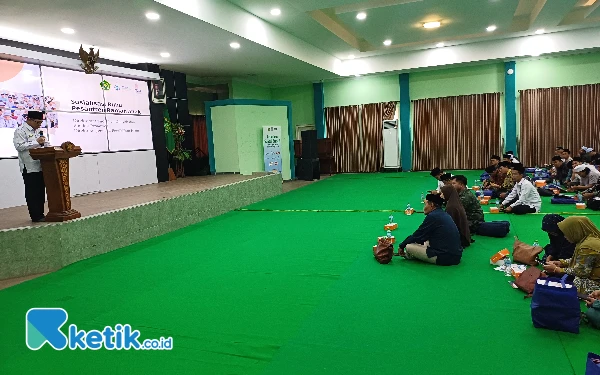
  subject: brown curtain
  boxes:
[325,105,360,173]
[520,84,600,167]
[191,115,208,157]
[361,103,394,172]
[383,101,396,121]
[413,93,501,171]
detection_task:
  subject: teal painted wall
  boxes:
[211,104,291,180]
[211,106,240,173]
[231,80,272,100]
[235,105,291,181]
[324,75,400,107]
[410,64,504,99]
[271,84,314,131]
[517,53,600,90]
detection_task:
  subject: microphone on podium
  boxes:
[39,131,45,147]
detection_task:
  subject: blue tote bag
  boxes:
[531,275,580,334]
[587,352,600,375]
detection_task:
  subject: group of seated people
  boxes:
[395,150,600,326]
[549,148,600,203]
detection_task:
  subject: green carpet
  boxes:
[1,172,599,374]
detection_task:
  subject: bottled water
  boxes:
[578,192,583,202]
[407,203,411,211]
[495,198,500,206]
[386,230,392,238]
[504,256,513,276]
[389,214,394,223]
[421,192,425,202]
[533,240,539,247]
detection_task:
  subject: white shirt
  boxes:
[436,179,445,192]
[511,157,520,164]
[502,178,542,212]
[579,167,600,186]
[13,124,48,173]
[572,163,598,183]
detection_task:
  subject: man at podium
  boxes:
[12,110,49,222]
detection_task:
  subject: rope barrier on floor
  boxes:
[236,208,600,215]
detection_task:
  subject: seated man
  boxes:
[452,175,485,233]
[483,155,501,185]
[555,146,564,156]
[562,149,574,167]
[589,149,600,166]
[485,161,513,198]
[505,151,520,164]
[580,146,594,163]
[567,157,583,187]
[398,194,463,266]
[549,155,571,185]
[568,165,600,192]
[440,173,454,187]
[500,164,542,214]
[429,167,445,194]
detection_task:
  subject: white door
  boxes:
[383,120,400,168]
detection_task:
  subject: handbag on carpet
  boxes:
[531,275,580,334]
[513,267,542,296]
[589,198,600,211]
[476,221,510,238]
[373,237,394,264]
[586,352,600,375]
[513,237,543,266]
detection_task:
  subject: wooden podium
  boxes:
[30,144,82,222]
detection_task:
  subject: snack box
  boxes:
[378,236,396,244]
[490,249,510,264]
[384,223,398,231]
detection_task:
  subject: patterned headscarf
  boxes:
[558,216,600,244]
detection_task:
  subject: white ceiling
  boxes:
[0,0,337,86]
[2,0,600,86]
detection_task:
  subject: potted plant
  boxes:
[164,117,191,178]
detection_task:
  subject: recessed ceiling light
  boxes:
[230,42,241,49]
[160,52,170,58]
[61,28,75,34]
[383,39,392,46]
[355,74,361,77]
[423,21,441,29]
[146,12,160,20]
[348,55,355,59]
[270,8,281,16]
[436,42,444,48]
[356,12,367,20]
[535,28,545,34]
[486,25,497,32]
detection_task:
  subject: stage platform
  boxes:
[0,173,290,281]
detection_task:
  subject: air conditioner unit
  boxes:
[382,120,400,169]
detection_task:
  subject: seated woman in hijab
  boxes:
[541,214,576,263]
[440,185,471,247]
[543,216,600,294]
